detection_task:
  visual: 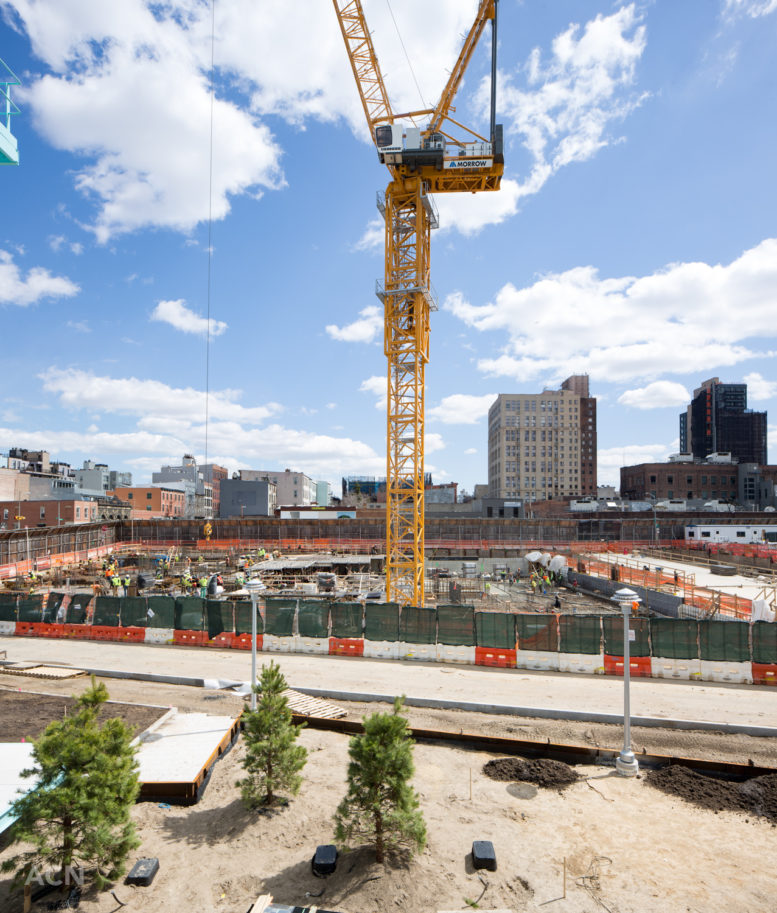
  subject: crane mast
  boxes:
[334,0,503,606]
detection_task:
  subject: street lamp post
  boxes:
[245,579,264,711]
[612,587,641,777]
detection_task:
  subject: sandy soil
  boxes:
[0,674,775,913]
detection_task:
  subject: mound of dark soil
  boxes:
[647,765,777,823]
[483,757,579,790]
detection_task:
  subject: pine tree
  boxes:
[239,661,307,807]
[1,677,140,892]
[334,696,426,863]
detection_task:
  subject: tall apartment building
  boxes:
[488,375,597,501]
[240,469,316,506]
[75,460,132,493]
[679,377,767,464]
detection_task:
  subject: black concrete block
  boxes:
[312,844,338,877]
[125,857,159,886]
[472,840,497,871]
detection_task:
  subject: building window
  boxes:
[128,492,133,499]
[40,507,46,519]
[76,507,80,518]
[147,492,152,499]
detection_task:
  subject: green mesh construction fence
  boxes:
[92,596,120,626]
[65,597,88,625]
[17,595,44,623]
[399,606,436,644]
[146,596,175,629]
[43,592,65,623]
[699,620,750,662]
[559,616,601,654]
[217,601,235,634]
[175,597,205,631]
[752,622,777,664]
[205,600,226,639]
[365,603,400,641]
[264,598,296,637]
[602,616,650,657]
[330,602,364,639]
[516,614,558,652]
[120,597,148,628]
[436,604,475,646]
[475,612,516,649]
[298,600,329,638]
[235,601,258,635]
[0,593,17,622]
[650,619,698,659]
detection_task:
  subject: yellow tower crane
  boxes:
[333,0,503,606]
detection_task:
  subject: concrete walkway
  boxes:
[2,635,776,731]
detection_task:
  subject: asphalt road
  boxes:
[2,634,776,731]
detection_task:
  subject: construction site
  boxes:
[2,2,777,912]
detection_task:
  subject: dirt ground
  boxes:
[0,690,168,742]
[1,674,776,913]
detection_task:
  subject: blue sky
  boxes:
[1,0,776,494]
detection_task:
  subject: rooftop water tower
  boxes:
[0,58,20,165]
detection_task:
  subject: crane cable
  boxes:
[385,0,428,111]
[204,0,216,472]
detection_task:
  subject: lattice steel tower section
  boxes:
[333,0,503,605]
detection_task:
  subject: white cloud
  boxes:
[65,319,91,334]
[150,299,228,338]
[0,249,79,306]
[39,367,281,425]
[723,0,777,19]
[359,375,387,410]
[743,372,777,400]
[428,393,496,424]
[435,179,523,236]
[494,4,647,205]
[425,433,445,454]
[327,305,382,344]
[9,1,481,242]
[352,219,384,253]
[446,238,777,384]
[618,381,690,410]
[598,442,674,487]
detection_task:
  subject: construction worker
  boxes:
[198,575,208,598]
[111,573,121,594]
[235,571,245,589]
[124,573,131,595]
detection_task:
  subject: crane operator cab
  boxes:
[375,123,503,174]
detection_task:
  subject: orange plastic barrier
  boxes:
[39,623,65,638]
[116,626,146,643]
[14,622,38,637]
[475,647,516,668]
[752,663,777,686]
[233,633,263,651]
[329,637,364,657]
[603,655,652,677]
[209,632,237,648]
[172,630,208,647]
[90,625,121,642]
[62,624,91,639]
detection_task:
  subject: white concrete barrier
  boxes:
[700,660,752,684]
[515,649,560,672]
[397,642,437,662]
[363,640,400,660]
[144,627,174,644]
[262,634,294,653]
[558,652,604,675]
[436,643,476,664]
[0,621,16,636]
[650,656,702,680]
[294,635,330,655]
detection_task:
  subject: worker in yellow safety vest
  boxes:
[198,576,208,598]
